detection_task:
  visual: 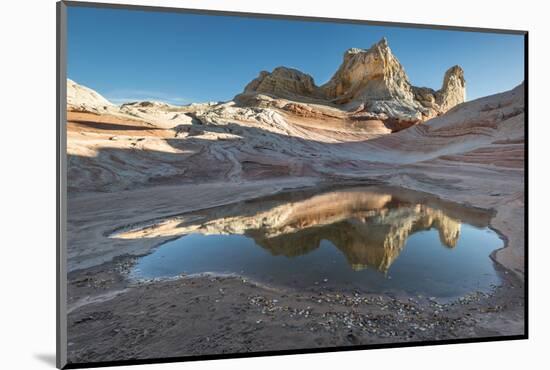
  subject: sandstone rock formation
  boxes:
[321,39,417,106]
[67,79,114,112]
[238,38,466,125]
[66,78,522,193]
[120,101,173,109]
[413,65,466,113]
[243,67,321,100]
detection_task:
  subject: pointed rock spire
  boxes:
[436,65,466,111]
[238,38,466,123]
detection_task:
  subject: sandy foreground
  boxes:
[65,84,525,363]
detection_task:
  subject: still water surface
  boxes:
[128,186,503,299]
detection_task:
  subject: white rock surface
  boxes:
[67,79,114,112]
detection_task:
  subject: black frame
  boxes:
[56,1,529,369]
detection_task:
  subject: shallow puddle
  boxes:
[124,186,503,299]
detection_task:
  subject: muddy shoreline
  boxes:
[66,251,524,364]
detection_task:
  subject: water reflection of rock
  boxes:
[114,187,488,273]
[250,205,461,272]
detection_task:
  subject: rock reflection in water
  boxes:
[117,186,501,297]
[252,205,460,272]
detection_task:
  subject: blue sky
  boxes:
[67,6,525,105]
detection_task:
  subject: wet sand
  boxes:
[66,252,523,364]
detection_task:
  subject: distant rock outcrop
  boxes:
[120,101,172,109]
[321,39,416,105]
[436,65,467,111]
[238,38,466,125]
[412,66,466,111]
[243,67,321,100]
[67,79,114,112]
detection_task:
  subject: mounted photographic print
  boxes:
[56,1,528,368]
